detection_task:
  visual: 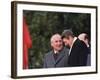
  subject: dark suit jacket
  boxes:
[87,47,91,66]
[68,39,88,67]
[43,47,69,68]
[87,53,91,66]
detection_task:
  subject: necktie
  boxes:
[54,53,58,60]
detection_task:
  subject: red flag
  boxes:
[23,17,32,69]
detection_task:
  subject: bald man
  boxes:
[78,33,89,47]
[78,33,91,66]
[43,34,69,68]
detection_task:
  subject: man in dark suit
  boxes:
[62,30,88,67]
[78,33,91,66]
[43,34,69,68]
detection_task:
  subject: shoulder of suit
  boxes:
[75,38,83,44]
[63,47,69,52]
[62,47,69,56]
[75,38,87,47]
[45,50,53,57]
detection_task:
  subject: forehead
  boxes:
[62,37,68,40]
[51,34,62,42]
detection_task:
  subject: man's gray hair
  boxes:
[50,33,61,43]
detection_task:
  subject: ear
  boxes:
[51,42,53,47]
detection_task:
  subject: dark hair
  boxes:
[62,29,74,39]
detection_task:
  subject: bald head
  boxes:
[50,34,63,51]
[78,33,89,41]
[78,33,89,47]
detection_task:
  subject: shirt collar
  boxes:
[69,37,77,55]
[72,37,77,46]
[54,50,59,54]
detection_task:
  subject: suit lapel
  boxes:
[55,48,65,64]
[50,51,56,66]
[69,38,78,56]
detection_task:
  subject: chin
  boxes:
[65,45,70,48]
[58,47,63,50]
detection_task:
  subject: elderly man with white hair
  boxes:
[43,33,69,68]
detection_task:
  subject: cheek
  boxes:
[63,40,69,46]
[51,43,57,48]
[63,39,67,44]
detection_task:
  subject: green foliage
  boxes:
[23,10,90,68]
